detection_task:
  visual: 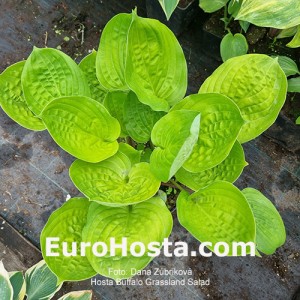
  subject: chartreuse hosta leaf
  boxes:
[177,181,256,256]
[200,0,229,13]
[25,260,62,300]
[236,0,300,29]
[287,25,300,48]
[104,91,128,136]
[0,261,13,300]
[118,142,141,164]
[200,54,287,143]
[41,96,120,163]
[176,141,247,191]
[242,188,286,255]
[22,47,90,116]
[158,0,179,20]
[0,61,45,130]
[82,197,173,280]
[40,198,96,283]
[70,151,160,206]
[124,92,166,143]
[220,33,248,62]
[96,13,131,90]
[79,50,107,103]
[172,93,244,172]
[150,110,201,182]
[58,291,92,300]
[9,271,26,300]
[126,11,187,111]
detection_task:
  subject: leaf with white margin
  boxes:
[40,198,97,283]
[96,13,131,90]
[126,11,187,111]
[0,261,13,300]
[150,110,200,182]
[41,96,120,163]
[236,0,300,29]
[118,142,141,165]
[58,291,92,300]
[104,91,128,136]
[176,141,247,191]
[22,47,90,116]
[9,271,26,300]
[25,260,62,300]
[242,188,286,255]
[0,61,45,130]
[82,197,173,280]
[200,54,287,143]
[79,50,107,103]
[124,92,165,143]
[177,181,256,256]
[171,93,244,172]
[70,151,160,206]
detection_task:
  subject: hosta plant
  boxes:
[0,260,92,300]
[0,10,287,282]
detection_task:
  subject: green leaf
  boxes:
[40,198,97,283]
[150,110,201,182]
[58,291,92,300]
[0,261,13,300]
[104,91,129,136]
[96,13,131,90]
[177,182,256,256]
[176,141,247,191]
[242,188,286,255]
[82,197,173,280]
[124,92,166,143]
[172,93,244,172]
[200,54,287,143]
[239,20,250,33]
[0,61,45,130]
[277,26,298,39]
[200,0,229,13]
[287,77,300,92]
[9,271,26,300]
[272,56,299,77]
[41,96,120,163]
[236,0,300,29]
[25,260,62,300]
[228,0,242,17]
[296,116,300,124]
[79,50,107,103]
[22,47,90,116]
[125,11,187,111]
[118,142,141,164]
[220,33,248,62]
[287,25,300,48]
[70,151,160,206]
[158,0,179,20]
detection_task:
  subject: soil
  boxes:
[178,0,195,9]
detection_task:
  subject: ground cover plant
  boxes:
[0,260,92,300]
[0,10,287,283]
[159,0,300,49]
